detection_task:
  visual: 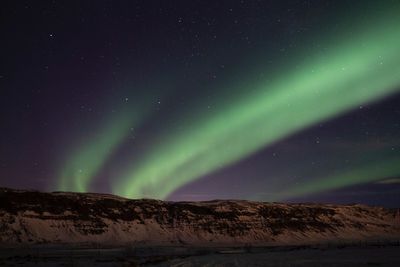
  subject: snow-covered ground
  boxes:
[0,245,399,266]
[1,187,399,247]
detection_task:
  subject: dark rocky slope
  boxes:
[0,188,399,246]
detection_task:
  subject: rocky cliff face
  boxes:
[0,188,399,246]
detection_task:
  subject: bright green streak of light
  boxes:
[280,157,400,199]
[115,12,400,199]
[57,109,139,192]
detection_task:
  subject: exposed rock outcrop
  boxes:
[0,188,399,246]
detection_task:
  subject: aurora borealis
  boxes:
[115,11,400,199]
[1,0,400,207]
[57,106,138,193]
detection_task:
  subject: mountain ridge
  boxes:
[0,187,399,247]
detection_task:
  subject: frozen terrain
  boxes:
[1,187,399,247]
[0,244,399,266]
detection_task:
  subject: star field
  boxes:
[1,0,400,207]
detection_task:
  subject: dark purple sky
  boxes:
[1,0,399,207]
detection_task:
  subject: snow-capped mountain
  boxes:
[0,187,399,246]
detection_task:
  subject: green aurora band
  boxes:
[280,157,400,200]
[57,106,144,192]
[114,10,400,199]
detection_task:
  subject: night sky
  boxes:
[1,1,400,207]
